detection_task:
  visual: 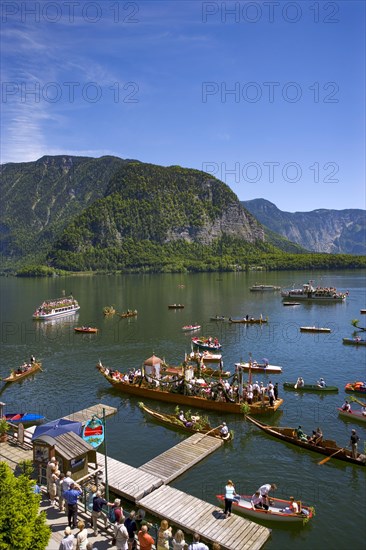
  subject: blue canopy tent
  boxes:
[32,418,82,441]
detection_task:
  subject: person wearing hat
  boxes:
[220,422,229,438]
[350,429,360,459]
[59,526,75,550]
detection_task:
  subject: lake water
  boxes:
[1,270,365,550]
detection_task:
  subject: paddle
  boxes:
[193,424,223,444]
[349,396,366,408]
[318,447,346,465]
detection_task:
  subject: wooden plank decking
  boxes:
[137,485,271,550]
[96,453,164,501]
[139,432,223,483]
[64,403,117,425]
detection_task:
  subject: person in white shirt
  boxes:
[257,483,277,509]
[188,533,209,550]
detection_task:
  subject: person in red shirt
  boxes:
[138,525,154,550]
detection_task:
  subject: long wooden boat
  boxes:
[210,316,227,321]
[74,326,98,333]
[33,296,80,320]
[216,494,313,524]
[138,402,232,440]
[246,415,366,466]
[229,317,268,324]
[191,337,222,351]
[345,382,366,394]
[360,309,366,314]
[283,382,338,393]
[5,412,45,424]
[118,310,138,318]
[189,351,222,364]
[283,302,300,306]
[2,362,42,383]
[168,304,184,309]
[342,337,366,346]
[235,362,282,374]
[337,408,366,424]
[96,365,283,415]
[300,326,331,333]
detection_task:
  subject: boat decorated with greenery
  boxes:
[118,309,138,318]
[246,415,366,466]
[103,305,116,316]
[138,402,232,440]
[281,281,347,302]
[96,361,283,415]
[33,296,80,320]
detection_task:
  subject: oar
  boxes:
[318,447,346,465]
[349,396,366,407]
[193,424,223,445]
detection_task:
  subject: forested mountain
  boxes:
[1,156,364,274]
[242,199,366,255]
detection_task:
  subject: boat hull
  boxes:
[246,415,365,466]
[229,318,268,324]
[236,362,282,373]
[192,339,222,351]
[345,382,366,394]
[5,413,45,424]
[74,327,98,333]
[342,338,366,346]
[338,408,366,423]
[300,327,331,333]
[216,494,313,523]
[33,306,80,319]
[97,367,283,415]
[283,383,338,393]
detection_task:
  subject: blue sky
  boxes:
[1,0,365,211]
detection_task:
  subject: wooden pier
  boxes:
[63,403,117,425]
[139,432,223,483]
[138,485,271,550]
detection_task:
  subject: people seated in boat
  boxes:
[251,491,265,510]
[341,400,351,412]
[220,422,229,438]
[317,378,326,388]
[296,377,304,387]
[362,407,366,417]
[281,496,299,514]
[295,426,308,442]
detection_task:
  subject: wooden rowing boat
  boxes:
[345,382,366,394]
[189,351,222,364]
[283,382,338,393]
[2,362,42,383]
[342,338,366,346]
[117,310,138,318]
[191,337,222,351]
[337,408,366,424]
[74,327,99,333]
[168,304,184,309]
[283,302,300,306]
[210,316,227,321]
[235,362,282,373]
[138,402,232,440]
[246,415,366,466]
[216,494,313,524]
[249,285,281,292]
[182,324,201,332]
[300,326,331,333]
[96,365,283,415]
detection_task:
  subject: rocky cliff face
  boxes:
[242,199,366,255]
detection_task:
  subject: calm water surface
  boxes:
[1,270,365,550]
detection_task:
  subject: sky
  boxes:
[1,0,365,212]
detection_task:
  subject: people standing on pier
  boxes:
[188,533,209,550]
[114,515,129,550]
[76,519,88,550]
[124,510,137,550]
[172,529,186,550]
[224,479,238,518]
[137,525,155,550]
[59,526,74,550]
[92,490,114,536]
[62,471,74,514]
[109,498,123,525]
[212,544,221,550]
[49,468,60,507]
[157,519,172,550]
[46,457,57,497]
[63,482,82,529]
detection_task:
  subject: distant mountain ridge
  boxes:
[242,199,366,255]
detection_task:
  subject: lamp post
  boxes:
[103,408,109,501]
